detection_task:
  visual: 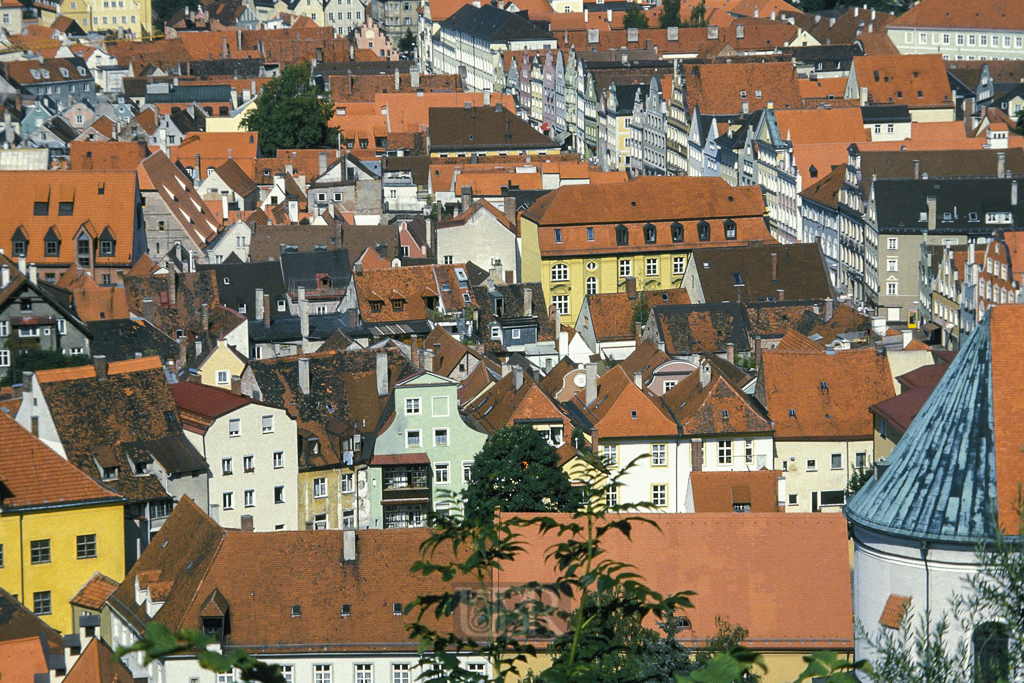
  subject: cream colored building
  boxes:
[57,0,152,38]
[194,337,248,387]
[174,383,300,531]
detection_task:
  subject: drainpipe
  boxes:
[920,539,930,614]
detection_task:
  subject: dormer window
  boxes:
[697,221,711,241]
[34,201,49,216]
[59,67,69,78]
[102,466,119,480]
[371,301,383,312]
[100,240,114,256]
[12,241,26,257]
[392,299,405,311]
[615,224,629,246]
[671,222,684,242]
[45,240,58,256]
[643,223,657,243]
[58,201,73,216]
[724,219,737,240]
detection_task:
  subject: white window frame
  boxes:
[313,477,328,498]
[273,451,284,469]
[228,418,240,437]
[434,428,449,446]
[405,397,421,415]
[262,415,274,433]
[434,462,450,484]
[645,257,658,276]
[717,440,732,465]
[651,484,667,508]
[406,429,421,448]
[651,443,666,466]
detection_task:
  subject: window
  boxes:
[724,220,737,240]
[393,664,410,683]
[309,476,328,499]
[820,490,845,506]
[974,622,1010,683]
[601,444,618,468]
[33,591,51,615]
[646,258,658,276]
[651,444,666,466]
[100,241,113,256]
[586,226,595,241]
[343,511,355,529]
[651,484,667,507]
[434,428,448,446]
[619,259,632,277]
[405,397,421,415]
[551,263,568,282]
[340,472,354,493]
[712,440,731,465]
[615,225,629,245]
[274,486,285,504]
[273,451,284,469]
[45,240,58,256]
[491,326,501,340]
[216,370,229,385]
[698,221,710,241]
[77,534,96,559]
[887,258,898,272]
[12,240,25,257]
[463,461,474,483]
[406,429,421,447]
[745,439,754,464]
[673,256,686,274]
[279,666,293,683]
[552,295,569,316]
[222,458,233,475]
[277,300,286,312]
[262,415,274,433]
[886,281,898,296]
[0,351,8,368]
[229,418,240,437]
[314,665,332,683]
[223,492,234,510]
[586,261,597,271]
[244,490,254,507]
[33,201,48,216]
[887,238,898,250]
[831,453,842,470]
[606,485,619,508]
[355,664,373,683]
[0,321,7,336]
[582,276,597,295]
[435,462,450,484]
[855,452,867,469]
[644,224,657,243]
[31,539,50,564]
[553,228,562,243]
[511,328,521,340]
[788,494,798,506]
[806,459,817,472]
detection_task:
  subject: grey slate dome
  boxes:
[845,312,998,543]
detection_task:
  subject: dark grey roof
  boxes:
[873,177,1024,234]
[86,319,179,361]
[144,83,233,104]
[441,4,554,43]
[248,314,367,344]
[280,248,352,292]
[197,261,288,318]
[860,104,911,123]
[846,315,997,543]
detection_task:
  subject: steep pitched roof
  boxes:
[583,289,690,342]
[660,359,771,436]
[0,411,122,510]
[429,105,557,153]
[464,370,571,439]
[689,470,781,512]
[890,0,1024,31]
[70,573,120,610]
[563,365,678,439]
[63,637,134,683]
[688,243,834,304]
[353,264,477,324]
[852,54,953,109]
[139,152,221,248]
[682,61,803,116]
[760,348,894,440]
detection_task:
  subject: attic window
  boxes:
[615,225,629,246]
[291,605,301,617]
[788,409,796,417]
[732,273,743,285]
[371,301,383,312]
[12,241,26,257]
[740,90,747,99]
[58,201,74,216]
[722,410,729,419]
[587,227,595,241]
[630,410,638,419]
[643,223,657,243]
[724,220,737,240]
[697,221,711,242]
[393,602,403,615]
[33,201,49,216]
[102,466,119,480]
[820,381,828,390]
[341,604,351,617]
[671,222,684,242]
[223,277,230,285]
[100,241,113,257]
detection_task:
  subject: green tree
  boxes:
[397,29,417,60]
[623,4,649,29]
[845,465,875,500]
[242,62,339,157]
[632,291,650,326]
[681,0,706,28]
[1015,111,1024,136]
[463,424,581,524]
[2,347,92,386]
[658,0,682,28]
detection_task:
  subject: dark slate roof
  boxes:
[472,281,554,353]
[190,59,264,79]
[247,313,366,344]
[873,177,1024,234]
[197,260,288,318]
[846,315,997,543]
[428,105,556,153]
[86,319,179,361]
[145,84,233,104]
[860,104,911,123]
[441,4,554,43]
[652,302,752,355]
[690,243,835,304]
[280,248,352,292]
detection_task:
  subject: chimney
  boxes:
[513,366,523,390]
[754,336,763,366]
[707,25,719,40]
[410,334,420,368]
[178,337,187,368]
[726,342,735,363]
[231,375,241,395]
[633,370,642,389]
[635,322,643,344]
[926,196,937,232]
[343,529,356,561]
[221,34,228,58]
[395,68,400,91]
[240,515,254,532]
[913,159,920,179]
[432,342,441,372]
[254,288,264,321]
[143,297,155,320]
[825,297,834,321]
[28,264,37,285]
[736,24,744,39]
[625,276,637,301]
[93,355,108,381]
[376,352,388,397]
[0,264,8,288]
[524,288,533,317]
[298,357,310,395]
[298,287,309,352]
[17,256,25,274]
[319,152,328,177]
[194,152,201,181]
[777,289,785,301]
[484,90,491,106]
[460,185,472,212]
[691,439,703,472]
[585,363,597,405]
[201,302,209,331]
[167,271,177,307]
[263,293,271,327]
[770,252,778,282]
[859,86,868,106]
[1013,180,1019,207]
[502,362,511,378]
[410,65,420,89]
[195,339,203,357]
[997,151,1006,179]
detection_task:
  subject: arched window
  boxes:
[973,622,1009,683]
[697,221,711,242]
[586,277,597,295]
[615,224,629,246]
[671,221,684,242]
[551,263,569,282]
[724,219,737,240]
[643,223,657,243]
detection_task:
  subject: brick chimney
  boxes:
[167,271,176,307]
[93,355,108,381]
[625,276,637,300]
[585,363,597,405]
[770,252,778,282]
[240,515,254,532]
[263,293,271,327]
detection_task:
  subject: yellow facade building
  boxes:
[0,413,125,634]
[195,337,249,388]
[54,0,152,39]
[520,176,775,323]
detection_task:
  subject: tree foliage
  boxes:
[659,0,682,28]
[242,62,339,157]
[845,465,875,500]
[623,4,649,29]
[2,347,92,386]
[398,29,417,60]
[463,424,581,524]
[681,1,707,28]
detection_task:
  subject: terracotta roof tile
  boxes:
[70,140,150,171]
[583,289,690,342]
[70,573,120,610]
[661,359,772,436]
[878,594,911,628]
[774,107,868,145]
[684,61,803,116]
[565,365,678,438]
[891,0,1024,31]
[689,470,781,512]
[354,264,477,324]
[852,54,952,109]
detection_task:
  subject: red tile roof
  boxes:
[70,573,120,610]
[583,289,690,342]
[988,305,1024,532]
[354,264,477,324]
[684,61,803,115]
[852,54,953,109]
[0,411,123,510]
[63,637,134,683]
[878,594,911,628]
[171,382,253,420]
[689,470,781,512]
[891,0,1024,32]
